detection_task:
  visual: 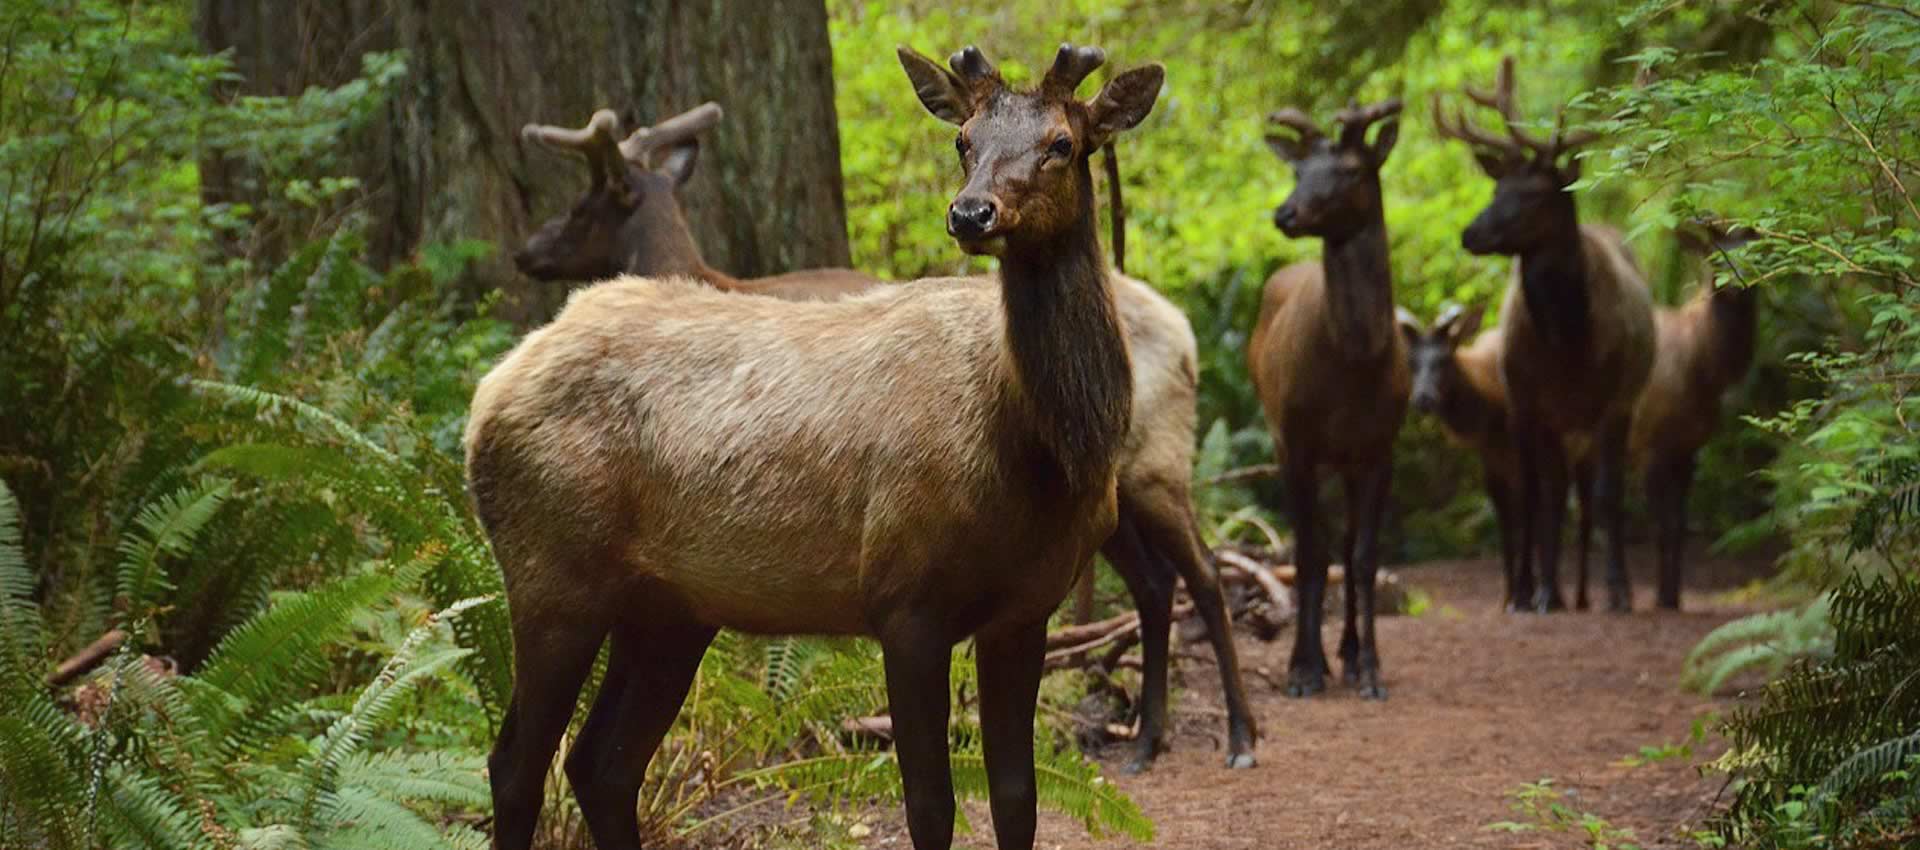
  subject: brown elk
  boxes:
[1631,224,1759,609]
[514,101,1256,772]
[1251,98,1409,699]
[1432,55,1656,613]
[466,43,1164,850]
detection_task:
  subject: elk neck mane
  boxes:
[1321,207,1396,359]
[1517,211,1593,349]
[995,153,1132,491]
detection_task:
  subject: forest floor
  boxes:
[856,546,1774,850]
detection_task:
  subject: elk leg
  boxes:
[1596,420,1633,612]
[1516,421,1569,613]
[881,622,955,850]
[1100,510,1174,774]
[1070,572,1097,625]
[1336,510,1359,686]
[1347,462,1391,700]
[1149,509,1258,769]
[976,618,1047,850]
[1282,451,1329,697]
[490,611,608,850]
[568,620,717,850]
[1650,450,1695,610]
[1486,470,1524,611]
[1572,458,1596,611]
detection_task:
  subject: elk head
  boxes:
[1401,302,1486,415]
[1265,98,1401,239]
[1432,56,1601,257]
[514,103,724,281]
[897,43,1164,257]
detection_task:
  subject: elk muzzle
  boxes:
[948,195,1005,254]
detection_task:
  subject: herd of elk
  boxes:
[1251,98,1408,699]
[469,41,1764,850]
[514,95,1255,773]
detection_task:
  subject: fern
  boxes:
[0,481,46,698]
[1814,730,1920,808]
[1683,595,1834,695]
[113,479,232,635]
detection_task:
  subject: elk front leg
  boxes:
[976,618,1047,850]
[882,621,955,850]
[1485,469,1526,611]
[1344,462,1391,700]
[1282,450,1330,697]
[1595,419,1632,612]
[1572,458,1596,611]
[1514,418,1569,613]
[1647,449,1696,610]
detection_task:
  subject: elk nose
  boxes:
[948,197,998,239]
[1411,390,1439,413]
[1273,204,1295,231]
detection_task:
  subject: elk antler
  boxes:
[1429,91,1525,161]
[523,109,627,187]
[1042,43,1107,98]
[1334,97,1402,148]
[1267,107,1324,144]
[618,102,724,166]
[1445,55,1600,164]
[948,45,1001,92]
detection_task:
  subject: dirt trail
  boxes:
[867,548,1768,849]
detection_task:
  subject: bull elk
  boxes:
[466,43,1164,850]
[1251,97,1409,700]
[513,101,1256,772]
[1432,56,1656,613]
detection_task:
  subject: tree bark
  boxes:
[198,0,850,325]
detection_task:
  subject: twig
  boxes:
[1201,464,1281,486]
[1214,550,1294,605]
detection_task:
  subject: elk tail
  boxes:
[1103,142,1126,274]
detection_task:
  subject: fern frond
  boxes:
[1812,730,1920,807]
[312,785,453,850]
[97,768,201,850]
[0,705,88,848]
[189,572,397,742]
[336,751,488,808]
[192,380,402,468]
[0,480,47,695]
[114,479,232,631]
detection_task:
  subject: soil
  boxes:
[856,546,1773,850]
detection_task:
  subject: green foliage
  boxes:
[1487,778,1646,850]
[1682,595,1835,696]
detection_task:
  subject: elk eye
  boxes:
[955,136,970,158]
[1048,137,1074,159]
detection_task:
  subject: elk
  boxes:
[1251,98,1409,700]
[1630,223,1759,609]
[514,101,1256,772]
[1432,55,1656,613]
[466,43,1164,850]
[1400,304,1598,610]
[514,103,878,299]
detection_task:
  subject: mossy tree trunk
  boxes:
[198,0,850,324]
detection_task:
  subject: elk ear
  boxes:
[655,141,699,187]
[1554,155,1583,188]
[1369,118,1400,166]
[1395,307,1424,344]
[1451,302,1487,343]
[1086,64,1165,146]
[898,46,972,125]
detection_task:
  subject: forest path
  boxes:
[870,549,1769,849]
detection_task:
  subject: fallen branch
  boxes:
[1043,602,1192,672]
[1214,550,1293,608]
[1045,609,1142,651]
[48,629,126,688]
[1201,464,1281,486]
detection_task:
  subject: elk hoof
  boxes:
[1224,751,1258,770]
[1121,736,1165,775]
[1284,668,1326,698]
[1575,594,1591,611]
[1531,589,1568,614]
[1608,587,1633,613]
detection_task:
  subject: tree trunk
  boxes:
[197,0,850,325]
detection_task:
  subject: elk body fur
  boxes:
[515,101,1255,773]
[1252,98,1409,699]
[469,44,1166,850]
[1434,57,1656,613]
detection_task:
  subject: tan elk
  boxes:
[1631,223,1759,609]
[1251,98,1409,700]
[467,43,1165,850]
[513,100,1256,772]
[1432,55,1656,612]
[1400,304,1598,610]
